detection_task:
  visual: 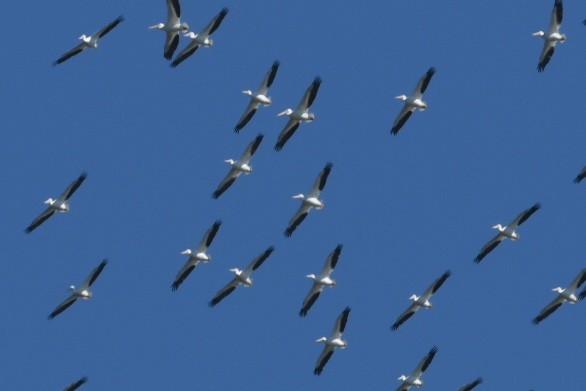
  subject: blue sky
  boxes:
[1,0,585,389]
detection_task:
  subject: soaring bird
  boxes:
[474,203,541,263]
[314,307,351,376]
[533,0,566,72]
[391,67,435,135]
[170,7,228,67]
[25,172,87,234]
[235,61,280,132]
[532,268,586,324]
[395,346,438,391]
[53,16,124,66]
[284,162,332,237]
[149,0,190,60]
[274,76,322,151]
[63,376,88,391]
[172,220,222,291]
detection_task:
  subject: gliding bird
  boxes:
[395,346,438,391]
[533,0,566,72]
[391,67,435,135]
[532,268,586,324]
[149,0,190,60]
[314,306,351,376]
[63,376,88,391]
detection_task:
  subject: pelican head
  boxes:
[277,109,293,117]
[315,337,327,343]
[224,159,236,165]
[68,285,76,292]
[532,31,545,37]
[44,198,56,205]
[148,23,165,30]
[184,32,197,39]
[552,287,564,294]
[203,37,214,47]
[181,249,192,255]
[292,194,305,200]
[242,90,253,96]
[492,224,505,232]
[395,94,408,101]
[305,273,317,280]
[409,294,419,302]
[229,267,242,275]
[398,375,408,382]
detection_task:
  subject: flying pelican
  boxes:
[474,203,541,263]
[395,346,438,391]
[284,162,333,237]
[274,76,322,151]
[48,259,108,319]
[208,246,274,307]
[149,0,190,60]
[299,244,343,317]
[391,67,435,135]
[25,172,87,234]
[234,61,280,132]
[170,7,228,68]
[172,220,222,291]
[457,377,483,391]
[53,16,124,66]
[532,268,586,324]
[63,376,88,391]
[573,166,586,183]
[212,134,264,199]
[314,306,351,376]
[391,270,451,331]
[533,0,566,72]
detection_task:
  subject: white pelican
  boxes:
[284,162,333,237]
[474,203,541,263]
[234,61,280,132]
[172,220,222,291]
[53,16,124,66]
[149,0,190,60]
[573,166,586,184]
[274,76,322,151]
[533,0,566,72]
[63,376,88,391]
[395,346,438,391]
[212,134,264,199]
[532,268,586,324]
[25,172,87,234]
[457,377,483,391]
[48,259,107,319]
[391,67,435,135]
[170,7,228,68]
[314,306,350,376]
[299,244,343,317]
[208,246,274,307]
[391,270,451,331]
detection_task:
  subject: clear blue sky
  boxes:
[2,1,585,389]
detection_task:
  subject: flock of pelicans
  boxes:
[26,0,586,390]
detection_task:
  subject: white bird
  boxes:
[48,259,108,319]
[234,61,280,132]
[391,270,451,331]
[457,377,483,391]
[172,220,222,291]
[170,7,228,68]
[149,0,190,60]
[284,162,333,237]
[474,203,541,263]
[299,244,343,317]
[395,346,438,391]
[532,268,586,324]
[573,166,586,184]
[274,76,322,151]
[208,246,274,307]
[533,0,566,72]
[53,16,124,66]
[25,172,87,234]
[212,134,264,199]
[314,306,351,376]
[391,67,435,135]
[63,376,88,391]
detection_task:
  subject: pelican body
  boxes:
[533,0,566,72]
[149,0,190,59]
[532,268,586,324]
[391,67,435,135]
[314,307,351,375]
[395,346,438,391]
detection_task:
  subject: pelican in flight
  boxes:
[457,377,483,391]
[532,268,586,324]
[391,67,435,135]
[234,61,280,132]
[170,7,228,68]
[274,76,322,151]
[299,244,343,317]
[284,162,333,237]
[314,306,351,376]
[53,16,124,66]
[391,270,451,331]
[149,0,190,60]
[63,376,88,391]
[573,166,586,183]
[208,246,274,307]
[172,220,222,291]
[48,259,108,319]
[25,172,87,234]
[395,346,438,391]
[212,134,264,199]
[474,203,541,263]
[533,0,566,72]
